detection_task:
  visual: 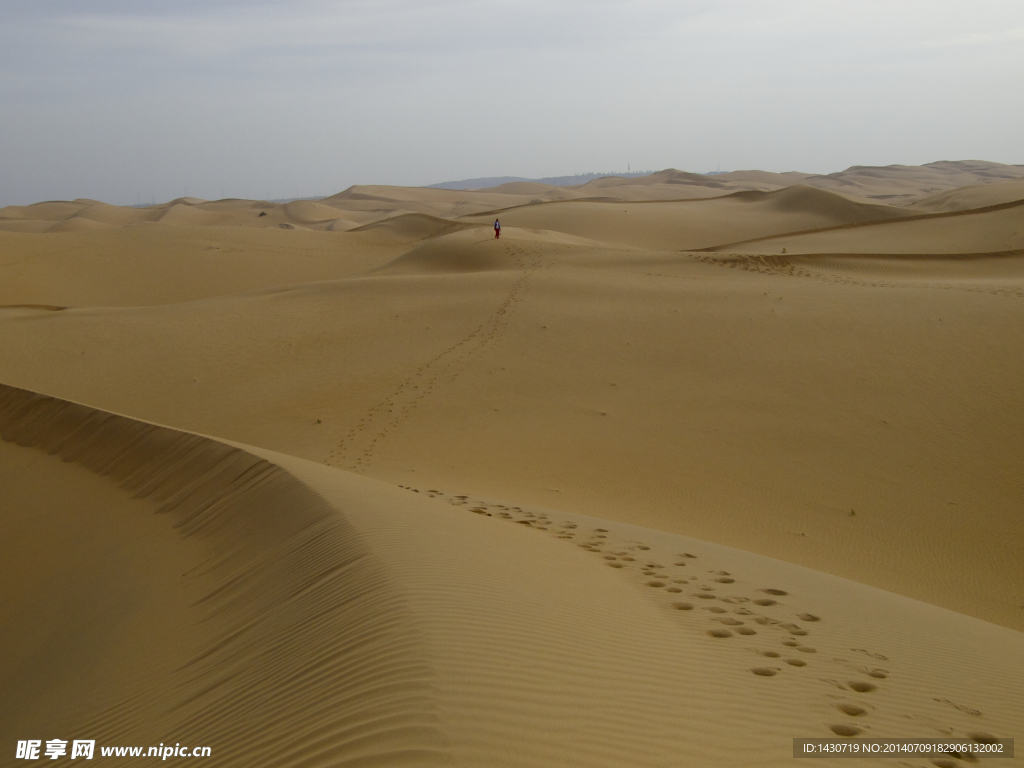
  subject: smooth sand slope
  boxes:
[709,197,1024,257]
[1,160,1023,765]
[0,226,401,307]
[2,209,1021,629]
[2,384,1022,768]
[464,185,914,251]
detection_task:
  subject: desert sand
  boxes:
[1,160,1022,766]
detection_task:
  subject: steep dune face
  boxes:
[3,384,1022,768]
[0,384,443,767]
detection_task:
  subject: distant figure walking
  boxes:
[494,219,501,239]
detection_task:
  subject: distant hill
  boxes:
[429,171,659,190]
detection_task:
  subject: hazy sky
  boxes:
[2,0,1022,205]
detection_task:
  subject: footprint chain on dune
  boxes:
[328,242,550,472]
[400,486,1003,751]
[693,252,1024,299]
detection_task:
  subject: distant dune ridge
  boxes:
[4,160,1024,236]
[1,159,1023,765]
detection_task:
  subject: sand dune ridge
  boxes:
[0,383,445,767]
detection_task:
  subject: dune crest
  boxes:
[2,383,1022,766]
[0,383,444,767]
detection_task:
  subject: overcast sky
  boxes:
[1,0,1022,206]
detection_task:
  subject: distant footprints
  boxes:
[329,241,545,470]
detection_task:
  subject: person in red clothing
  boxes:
[494,219,501,239]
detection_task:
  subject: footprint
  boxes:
[753,599,777,607]
[736,627,757,635]
[672,602,694,611]
[968,734,998,745]
[797,613,820,622]
[829,724,863,737]
[848,681,877,693]
[836,704,867,716]
[851,648,888,661]
[762,589,788,596]
[785,659,807,667]
[708,629,734,638]
[760,651,781,658]
[751,667,779,677]
[934,699,981,717]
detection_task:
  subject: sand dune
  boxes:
[908,178,1024,213]
[0,219,58,234]
[48,217,114,233]
[2,384,1021,767]
[2,162,1023,765]
[1,224,1021,632]
[712,197,1024,256]
[351,212,480,242]
[797,159,1024,204]
[464,186,910,251]
[5,161,1022,238]
[0,201,88,221]
[0,226,397,307]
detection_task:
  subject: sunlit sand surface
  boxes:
[2,160,1022,766]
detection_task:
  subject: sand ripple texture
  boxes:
[0,383,443,768]
[3,382,1023,767]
